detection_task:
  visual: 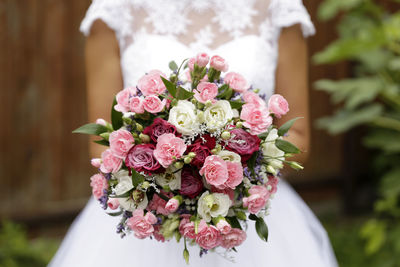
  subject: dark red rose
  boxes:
[143,117,179,142]
[179,167,204,199]
[226,128,261,162]
[125,144,163,174]
[187,135,216,168]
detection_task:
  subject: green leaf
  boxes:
[229,100,245,109]
[93,139,110,146]
[278,117,303,136]
[111,97,123,130]
[161,77,194,100]
[217,85,232,99]
[275,139,300,154]
[254,216,269,242]
[248,214,258,221]
[169,61,178,71]
[360,219,386,255]
[379,167,400,198]
[317,0,363,21]
[72,123,108,135]
[363,129,400,153]
[107,210,123,216]
[218,84,229,94]
[246,151,258,176]
[226,216,242,230]
[109,191,131,198]
[131,169,145,187]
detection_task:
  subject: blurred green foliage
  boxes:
[0,221,59,267]
[314,0,400,265]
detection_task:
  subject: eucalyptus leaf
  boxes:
[278,117,303,136]
[275,139,300,154]
[72,123,108,135]
[111,97,123,130]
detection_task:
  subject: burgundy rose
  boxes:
[125,144,162,174]
[143,117,179,142]
[187,135,216,168]
[226,128,261,162]
[179,167,204,199]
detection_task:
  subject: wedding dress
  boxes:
[49,0,338,266]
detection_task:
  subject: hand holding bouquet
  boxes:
[74,53,303,263]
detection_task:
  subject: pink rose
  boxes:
[188,58,195,71]
[224,72,248,93]
[148,191,173,216]
[243,185,270,214]
[180,167,204,199]
[126,209,157,239]
[95,118,107,126]
[266,175,279,194]
[179,216,196,239]
[216,220,232,235]
[224,161,243,189]
[153,133,187,168]
[125,144,162,174]
[187,135,216,168]
[195,220,221,250]
[91,158,101,168]
[221,228,247,249]
[129,96,145,114]
[109,129,135,159]
[143,118,179,143]
[226,128,261,162]
[143,95,166,114]
[268,94,289,118]
[210,55,229,72]
[107,198,119,210]
[240,104,273,135]
[114,87,137,113]
[165,198,180,213]
[243,91,266,107]
[90,173,108,199]
[137,70,166,96]
[195,52,210,67]
[194,82,218,104]
[100,149,122,173]
[199,155,229,187]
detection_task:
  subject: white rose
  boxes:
[217,150,241,162]
[204,100,233,131]
[262,129,285,169]
[113,170,148,211]
[155,167,181,191]
[168,100,199,135]
[197,191,232,222]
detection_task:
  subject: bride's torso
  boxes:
[80,0,315,97]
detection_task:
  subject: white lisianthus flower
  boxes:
[217,150,241,162]
[168,100,199,135]
[113,171,148,211]
[204,100,233,131]
[262,129,285,169]
[197,191,232,222]
[154,167,181,191]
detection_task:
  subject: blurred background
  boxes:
[1,0,400,266]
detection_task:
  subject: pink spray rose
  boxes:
[91,158,101,168]
[268,94,289,118]
[90,173,108,200]
[195,52,210,67]
[143,118,179,143]
[226,128,261,162]
[100,149,122,173]
[125,144,162,174]
[188,57,195,71]
[216,220,232,235]
[240,104,273,135]
[109,129,135,159]
[137,70,166,96]
[95,118,107,126]
[179,167,204,199]
[266,175,279,194]
[143,95,166,114]
[153,133,187,168]
[195,220,221,250]
[165,198,180,213]
[107,198,120,210]
[194,82,218,104]
[243,91,266,107]
[243,185,270,214]
[129,96,145,114]
[114,86,137,113]
[147,191,173,216]
[210,55,228,72]
[224,72,248,93]
[224,161,243,189]
[199,155,229,187]
[179,215,196,239]
[221,228,247,249]
[126,209,157,239]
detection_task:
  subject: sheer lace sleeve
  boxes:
[269,0,315,38]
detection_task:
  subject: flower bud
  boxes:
[183,248,190,264]
[96,118,107,126]
[132,190,145,203]
[139,133,150,143]
[205,100,212,108]
[174,161,184,169]
[236,121,243,128]
[221,131,231,140]
[266,165,277,175]
[141,181,150,189]
[135,123,143,132]
[188,152,196,158]
[184,157,192,164]
[253,88,260,93]
[91,158,102,168]
[99,132,110,140]
[288,161,304,170]
[236,210,247,220]
[122,116,133,125]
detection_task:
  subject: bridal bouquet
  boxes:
[74,53,303,263]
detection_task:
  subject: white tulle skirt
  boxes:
[49,180,338,267]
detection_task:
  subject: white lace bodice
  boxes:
[80,0,315,96]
